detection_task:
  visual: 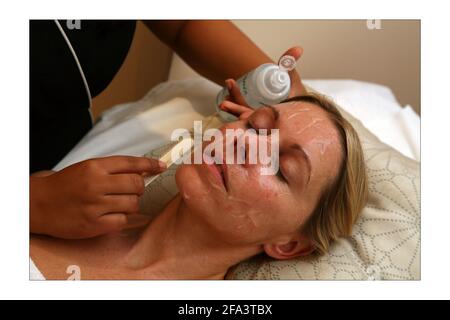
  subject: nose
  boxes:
[214,108,278,166]
[248,106,277,134]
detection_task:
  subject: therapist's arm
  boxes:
[144,20,273,86]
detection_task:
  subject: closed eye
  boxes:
[276,169,288,183]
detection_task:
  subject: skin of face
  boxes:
[175,101,343,248]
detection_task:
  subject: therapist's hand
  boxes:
[30,156,166,239]
[223,46,306,108]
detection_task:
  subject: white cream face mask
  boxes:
[138,106,338,227]
[286,108,311,121]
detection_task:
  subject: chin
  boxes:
[176,164,209,207]
[176,164,230,229]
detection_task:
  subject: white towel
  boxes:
[29,258,45,281]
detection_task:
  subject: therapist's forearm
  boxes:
[148,20,273,86]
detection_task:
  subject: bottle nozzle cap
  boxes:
[267,67,290,93]
[270,71,289,89]
[278,55,296,71]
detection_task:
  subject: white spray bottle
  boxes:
[216,55,297,122]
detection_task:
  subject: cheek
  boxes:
[257,176,290,200]
[224,175,294,237]
[255,178,312,234]
[229,172,285,209]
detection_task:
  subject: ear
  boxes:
[263,234,314,260]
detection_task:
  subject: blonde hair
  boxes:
[283,93,369,255]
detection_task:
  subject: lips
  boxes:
[216,163,227,189]
[207,162,227,191]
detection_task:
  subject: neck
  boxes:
[124,195,262,279]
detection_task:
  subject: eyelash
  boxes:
[276,169,287,183]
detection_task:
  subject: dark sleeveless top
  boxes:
[30,20,137,172]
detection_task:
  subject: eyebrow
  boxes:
[290,143,312,186]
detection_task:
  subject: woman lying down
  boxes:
[30,93,368,280]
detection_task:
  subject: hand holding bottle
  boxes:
[218,46,305,120]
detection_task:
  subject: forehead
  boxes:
[274,101,338,139]
[274,101,343,179]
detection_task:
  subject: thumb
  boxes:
[278,46,303,78]
[278,46,303,65]
[123,214,152,230]
[278,46,305,97]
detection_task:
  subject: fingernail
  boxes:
[158,160,167,169]
[226,80,232,91]
[219,103,228,111]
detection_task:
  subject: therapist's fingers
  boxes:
[219,100,253,119]
[104,174,145,196]
[278,46,305,97]
[102,195,141,215]
[278,46,303,68]
[97,213,128,233]
[97,213,151,234]
[100,156,166,174]
[123,214,152,230]
[225,79,250,107]
[278,47,302,82]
